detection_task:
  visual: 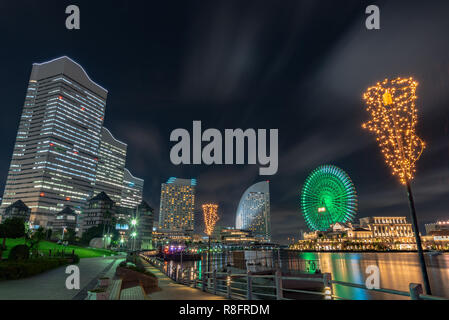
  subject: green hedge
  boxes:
[0,257,72,280]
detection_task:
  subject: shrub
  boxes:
[125,264,156,278]
[119,261,127,267]
[0,258,70,280]
[71,254,80,264]
[8,244,30,261]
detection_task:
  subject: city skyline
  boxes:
[1,1,449,244]
[0,56,145,229]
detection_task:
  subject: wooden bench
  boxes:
[107,279,122,300]
[119,285,148,300]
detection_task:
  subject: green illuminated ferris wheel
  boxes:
[301,165,357,231]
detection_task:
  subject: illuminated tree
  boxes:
[362,77,425,184]
[301,165,357,231]
[202,204,219,236]
[202,204,219,273]
[362,77,431,294]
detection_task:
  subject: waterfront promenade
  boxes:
[0,255,124,300]
[142,261,226,300]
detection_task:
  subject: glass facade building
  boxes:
[94,127,127,205]
[120,168,144,209]
[1,56,145,229]
[159,177,196,232]
[235,181,271,242]
[1,56,107,227]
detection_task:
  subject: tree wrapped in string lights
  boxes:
[362,77,431,294]
[202,204,219,273]
[202,204,219,236]
[362,77,425,184]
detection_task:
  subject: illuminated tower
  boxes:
[0,56,107,227]
[235,181,271,242]
[159,177,196,232]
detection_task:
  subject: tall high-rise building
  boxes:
[235,181,271,242]
[120,168,144,209]
[94,127,127,205]
[159,177,196,232]
[1,56,107,227]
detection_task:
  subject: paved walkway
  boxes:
[143,263,226,300]
[0,255,124,300]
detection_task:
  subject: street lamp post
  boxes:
[131,232,137,251]
[406,181,431,294]
[362,78,431,294]
[130,218,137,252]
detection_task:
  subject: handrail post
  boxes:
[323,273,333,300]
[213,269,217,295]
[409,283,423,300]
[202,266,206,292]
[227,269,232,299]
[247,271,253,300]
[275,269,283,300]
[193,270,197,288]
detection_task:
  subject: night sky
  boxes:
[1,1,449,244]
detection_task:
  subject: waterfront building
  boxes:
[94,127,127,205]
[159,177,196,232]
[1,56,107,228]
[211,225,226,241]
[425,220,449,234]
[220,228,257,245]
[52,206,77,232]
[152,229,194,247]
[235,181,271,242]
[359,216,414,239]
[121,168,144,209]
[293,216,417,251]
[1,200,31,223]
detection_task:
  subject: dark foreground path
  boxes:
[142,260,226,300]
[0,255,124,300]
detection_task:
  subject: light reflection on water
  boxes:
[301,252,449,300]
[161,251,449,300]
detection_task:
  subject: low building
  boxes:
[292,216,419,251]
[425,220,449,234]
[80,192,116,234]
[346,227,373,239]
[135,201,154,250]
[1,200,31,223]
[152,229,194,247]
[422,230,449,250]
[52,206,77,232]
[220,228,257,245]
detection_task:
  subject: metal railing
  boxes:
[141,254,447,301]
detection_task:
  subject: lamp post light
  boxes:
[131,232,137,252]
[362,77,431,294]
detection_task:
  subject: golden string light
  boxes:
[362,77,425,185]
[202,203,219,236]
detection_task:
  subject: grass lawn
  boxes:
[1,238,116,259]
